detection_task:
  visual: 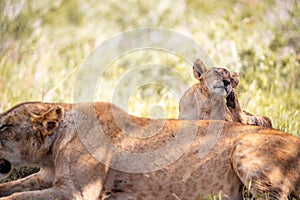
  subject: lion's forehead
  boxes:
[203,67,231,80]
[0,102,52,125]
[0,111,20,125]
[213,68,231,78]
[1,107,27,122]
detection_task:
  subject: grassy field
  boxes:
[1,0,299,136]
[0,0,299,195]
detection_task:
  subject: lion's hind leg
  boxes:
[230,133,300,200]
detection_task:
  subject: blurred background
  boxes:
[0,0,299,135]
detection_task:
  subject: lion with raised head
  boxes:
[0,102,299,200]
[179,59,272,128]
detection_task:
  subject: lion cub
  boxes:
[179,59,272,128]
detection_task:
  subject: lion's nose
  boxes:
[223,80,230,87]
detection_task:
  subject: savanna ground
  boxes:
[0,0,299,197]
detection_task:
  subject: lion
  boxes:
[179,59,272,128]
[0,102,299,200]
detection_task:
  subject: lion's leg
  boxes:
[230,134,296,200]
[0,168,53,197]
[222,164,244,200]
[100,190,137,200]
[247,115,273,128]
[0,187,78,200]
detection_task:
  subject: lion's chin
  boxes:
[0,159,12,179]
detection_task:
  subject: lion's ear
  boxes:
[30,105,64,137]
[193,59,208,80]
[231,72,239,88]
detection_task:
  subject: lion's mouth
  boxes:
[0,159,12,174]
[213,85,226,91]
[213,85,231,96]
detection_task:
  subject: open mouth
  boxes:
[0,159,12,174]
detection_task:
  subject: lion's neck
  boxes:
[196,90,227,120]
[209,98,227,120]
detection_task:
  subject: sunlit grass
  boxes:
[1,0,299,135]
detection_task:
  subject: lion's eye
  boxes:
[0,124,12,132]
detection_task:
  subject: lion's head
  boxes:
[0,103,64,180]
[179,59,272,128]
[179,59,239,120]
[192,59,238,100]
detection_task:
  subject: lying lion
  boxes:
[179,59,272,128]
[0,102,299,199]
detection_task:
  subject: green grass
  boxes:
[0,167,39,184]
[1,0,299,135]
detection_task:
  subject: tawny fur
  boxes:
[179,59,272,128]
[0,102,298,200]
